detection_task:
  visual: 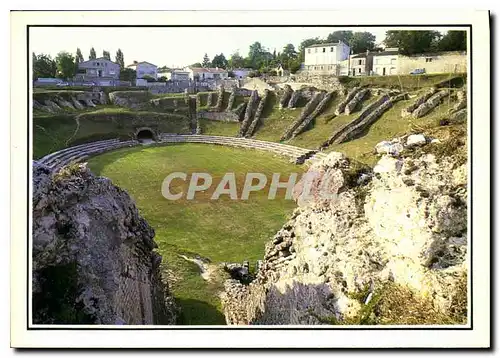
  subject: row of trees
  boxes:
[192,30,466,75]
[33,47,129,80]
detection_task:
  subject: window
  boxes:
[308,49,311,54]
[358,60,362,65]
[358,68,361,73]
[323,48,326,53]
[330,47,334,52]
[97,62,99,66]
[425,57,433,63]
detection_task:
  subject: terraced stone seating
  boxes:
[39,139,139,173]
[158,134,326,164]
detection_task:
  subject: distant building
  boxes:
[349,51,374,76]
[127,61,158,80]
[303,41,351,74]
[185,67,229,81]
[372,48,399,76]
[231,68,253,79]
[76,57,120,84]
[163,69,190,81]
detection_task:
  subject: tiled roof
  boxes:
[127,61,157,68]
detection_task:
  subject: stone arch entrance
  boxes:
[134,127,156,143]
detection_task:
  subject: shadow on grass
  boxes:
[176,298,226,325]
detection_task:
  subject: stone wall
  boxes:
[412,90,449,118]
[246,89,270,137]
[281,91,323,141]
[398,51,467,74]
[291,91,334,138]
[335,87,361,115]
[32,162,177,325]
[196,111,240,122]
[401,88,437,118]
[239,90,259,137]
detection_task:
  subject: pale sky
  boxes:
[30,26,390,68]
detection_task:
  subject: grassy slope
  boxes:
[87,144,302,324]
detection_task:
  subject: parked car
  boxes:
[82,82,96,87]
[56,82,69,87]
[410,68,426,75]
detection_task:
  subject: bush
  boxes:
[248,71,261,78]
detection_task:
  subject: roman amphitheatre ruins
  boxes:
[32,73,468,326]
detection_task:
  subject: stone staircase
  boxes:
[38,135,327,173]
[39,139,139,172]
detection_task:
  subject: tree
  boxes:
[326,30,353,45]
[202,53,211,68]
[349,32,376,54]
[439,31,467,52]
[383,30,442,55]
[119,68,136,82]
[33,53,57,79]
[211,53,228,69]
[228,51,245,69]
[102,50,111,61]
[191,62,202,67]
[75,48,84,64]
[280,43,298,69]
[115,48,125,68]
[55,51,76,79]
[89,47,96,60]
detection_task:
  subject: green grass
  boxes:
[198,118,240,137]
[87,144,302,324]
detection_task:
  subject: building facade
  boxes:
[350,52,374,76]
[127,61,158,80]
[303,41,351,74]
[185,67,229,81]
[372,48,399,76]
[77,57,120,80]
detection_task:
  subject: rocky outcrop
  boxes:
[233,102,247,120]
[279,85,293,108]
[335,87,361,115]
[281,92,324,141]
[412,90,449,118]
[238,90,259,137]
[32,162,177,325]
[246,89,270,137]
[291,91,334,138]
[287,90,301,109]
[44,100,62,111]
[449,109,467,123]
[344,89,369,115]
[221,148,467,325]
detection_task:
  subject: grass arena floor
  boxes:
[88,143,303,325]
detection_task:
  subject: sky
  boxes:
[30,26,391,68]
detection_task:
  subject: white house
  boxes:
[184,67,229,81]
[231,68,253,79]
[127,61,158,80]
[372,48,399,76]
[304,41,351,74]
